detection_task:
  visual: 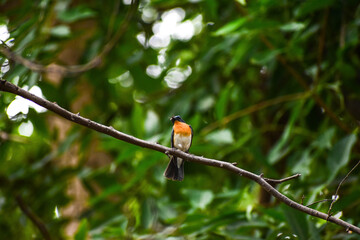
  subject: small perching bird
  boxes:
[164,115,193,181]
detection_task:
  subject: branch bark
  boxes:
[1,78,359,234]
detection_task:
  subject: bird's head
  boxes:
[170,115,185,123]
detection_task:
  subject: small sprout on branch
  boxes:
[301,195,305,205]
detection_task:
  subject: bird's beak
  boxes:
[170,116,174,121]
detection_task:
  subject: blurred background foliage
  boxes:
[1,0,360,239]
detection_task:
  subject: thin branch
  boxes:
[1,78,360,234]
[15,195,51,240]
[259,35,352,134]
[232,4,351,135]
[106,0,122,40]
[0,0,139,76]
[0,131,28,143]
[262,173,301,185]
[327,159,360,216]
[306,199,332,207]
[202,91,310,134]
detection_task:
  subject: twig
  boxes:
[263,173,301,185]
[260,35,352,134]
[15,195,51,240]
[106,0,121,40]
[327,159,360,216]
[1,78,360,234]
[0,131,28,143]
[202,91,310,134]
[306,198,332,207]
[0,0,139,76]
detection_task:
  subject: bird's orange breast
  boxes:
[173,121,192,136]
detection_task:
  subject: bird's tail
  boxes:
[164,156,184,181]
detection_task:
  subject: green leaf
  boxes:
[204,0,218,19]
[326,134,357,184]
[180,214,209,235]
[50,25,71,37]
[251,49,282,65]
[11,20,36,50]
[280,22,306,32]
[282,205,309,240]
[296,0,336,17]
[144,110,159,136]
[57,5,96,23]
[235,0,247,6]
[213,18,247,36]
[292,149,312,177]
[0,17,7,25]
[268,103,302,164]
[182,189,214,210]
[197,96,215,112]
[244,19,281,30]
[311,127,335,150]
[131,103,144,138]
[337,62,357,79]
[141,198,157,229]
[89,184,123,206]
[215,84,231,120]
[205,129,234,145]
[130,65,161,92]
[89,215,127,237]
[225,39,250,75]
[75,219,88,240]
[58,132,80,154]
[27,72,39,88]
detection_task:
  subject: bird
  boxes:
[164,115,193,181]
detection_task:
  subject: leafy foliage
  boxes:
[1,0,360,239]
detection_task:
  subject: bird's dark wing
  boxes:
[189,125,193,149]
[171,128,174,148]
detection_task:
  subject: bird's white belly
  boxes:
[174,133,191,151]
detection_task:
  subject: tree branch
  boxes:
[262,173,302,185]
[15,195,52,240]
[1,78,359,234]
[201,91,310,134]
[328,159,360,216]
